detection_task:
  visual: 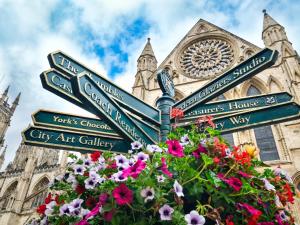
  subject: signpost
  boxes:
[178,102,300,134]
[32,110,118,136]
[22,47,300,154]
[48,51,161,125]
[173,48,278,112]
[72,72,156,146]
[22,126,130,153]
[182,92,292,120]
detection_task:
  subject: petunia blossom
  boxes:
[112,183,133,205]
[159,204,174,221]
[192,144,207,158]
[122,159,146,179]
[131,141,142,150]
[140,187,155,202]
[238,203,262,221]
[185,210,205,225]
[136,152,149,162]
[146,144,162,153]
[160,157,172,178]
[166,140,184,157]
[173,180,184,197]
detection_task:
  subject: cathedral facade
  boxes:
[133,11,300,221]
[0,10,299,225]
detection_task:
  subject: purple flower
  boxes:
[146,144,162,153]
[73,165,86,175]
[136,152,149,162]
[159,204,174,221]
[131,141,142,150]
[174,180,184,197]
[225,148,232,157]
[45,201,56,216]
[115,154,129,167]
[84,158,92,167]
[59,204,72,216]
[112,171,128,182]
[180,134,190,145]
[84,177,97,189]
[140,187,155,202]
[71,198,84,209]
[262,178,275,191]
[185,210,206,225]
[156,175,166,183]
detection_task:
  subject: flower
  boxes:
[173,180,184,197]
[213,157,220,164]
[140,187,155,202]
[171,108,184,119]
[192,144,207,158]
[84,158,92,167]
[37,204,46,214]
[71,198,84,209]
[159,204,174,221]
[185,210,206,225]
[73,165,86,175]
[112,171,128,182]
[146,144,162,153]
[238,171,252,178]
[196,115,215,128]
[262,178,275,191]
[112,183,133,205]
[122,159,146,179]
[157,175,166,183]
[160,157,172,178]
[136,152,149,162]
[115,154,129,167]
[131,141,142,150]
[59,204,72,216]
[233,150,251,166]
[180,134,190,145]
[104,209,115,221]
[238,203,262,221]
[225,177,243,192]
[75,184,86,194]
[90,151,101,162]
[45,201,56,216]
[166,140,184,157]
[84,177,97,189]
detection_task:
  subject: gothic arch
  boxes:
[30,176,50,208]
[0,180,18,210]
[267,75,284,92]
[292,171,300,192]
[31,176,50,194]
[240,77,268,96]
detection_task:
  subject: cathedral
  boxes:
[0,10,299,224]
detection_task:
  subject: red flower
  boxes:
[214,138,228,157]
[283,183,294,203]
[238,203,262,221]
[192,144,207,158]
[225,177,243,192]
[258,222,275,225]
[196,115,215,128]
[75,184,86,195]
[44,193,52,204]
[166,140,184,157]
[90,151,101,162]
[226,215,234,225]
[99,193,109,206]
[233,150,251,166]
[112,183,133,205]
[36,204,46,214]
[104,209,115,221]
[171,108,184,119]
[122,160,146,179]
[213,157,220,164]
[160,157,172,178]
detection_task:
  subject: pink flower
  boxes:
[112,183,133,205]
[122,160,146,179]
[238,171,252,178]
[192,144,207,158]
[238,203,262,221]
[160,157,172,178]
[258,222,275,225]
[104,209,115,221]
[166,140,184,157]
[225,177,243,192]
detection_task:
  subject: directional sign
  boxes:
[32,109,118,136]
[178,102,300,134]
[40,69,159,142]
[173,48,278,112]
[22,126,131,153]
[182,92,292,120]
[48,51,160,125]
[72,73,156,146]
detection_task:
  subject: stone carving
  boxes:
[179,38,234,79]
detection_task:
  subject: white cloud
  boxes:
[0,0,300,170]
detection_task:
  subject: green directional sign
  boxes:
[179,102,300,134]
[32,110,118,136]
[48,51,160,125]
[72,73,155,146]
[40,69,159,142]
[22,126,131,153]
[183,92,292,119]
[173,48,278,112]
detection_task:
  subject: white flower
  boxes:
[180,134,190,145]
[225,148,232,157]
[275,195,283,208]
[131,141,143,150]
[173,180,184,197]
[262,178,275,191]
[45,201,56,216]
[40,217,48,225]
[84,177,97,189]
[159,204,174,221]
[157,175,166,183]
[66,174,76,183]
[98,156,105,164]
[84,158,92,167]
[146,144,163,153]
[73,165,86,175]
[140,187,155,202]
[59,204,73,216]
[112,171,127,182]
[136,152,149,162]
[115,154,129,167]
[185,210,206,225]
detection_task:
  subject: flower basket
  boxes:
[31,124,297,225]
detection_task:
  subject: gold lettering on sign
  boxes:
[229,116,250,125]
[30,130,53,143]
[50,74,73,94]
[78,136,114,148]
[58,55,79,74]
[228,101,259,110]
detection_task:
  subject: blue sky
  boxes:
[0,0,300,169]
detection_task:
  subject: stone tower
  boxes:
[132,38,157,100]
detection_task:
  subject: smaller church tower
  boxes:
[0,145,7,170]
[132,38,157,100]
